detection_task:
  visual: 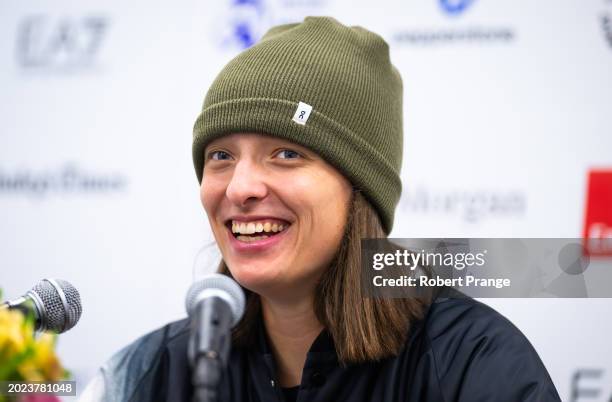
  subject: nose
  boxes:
[225,159,268,207]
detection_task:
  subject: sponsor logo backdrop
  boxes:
[1,0,611,400]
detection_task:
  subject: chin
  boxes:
[227,263,282,294]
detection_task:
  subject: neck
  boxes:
[261,294,323,388]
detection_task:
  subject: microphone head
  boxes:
[28,279,82,333]
[185,274,245,326]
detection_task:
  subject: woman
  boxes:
[81,16,561,402]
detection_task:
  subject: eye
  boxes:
[208,150,232,161]
[276,149,302,159]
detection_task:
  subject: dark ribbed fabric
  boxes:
[192,16,403,233]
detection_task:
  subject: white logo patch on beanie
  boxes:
[292,101,313,125]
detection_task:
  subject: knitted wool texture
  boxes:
[192,16,403,234]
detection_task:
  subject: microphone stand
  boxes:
[189,298,233,402]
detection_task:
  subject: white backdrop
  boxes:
[1,0,611,400]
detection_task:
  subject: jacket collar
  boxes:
[254,313,338,359]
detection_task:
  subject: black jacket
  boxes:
[88,294,561,401]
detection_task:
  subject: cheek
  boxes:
[200,176,224,216]
[318,187,351,242]
[313,172,352,221]
[290,170,352,261]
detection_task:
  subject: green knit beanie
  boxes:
[192,16,403,234]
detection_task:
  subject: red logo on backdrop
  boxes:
[583,169,612,256]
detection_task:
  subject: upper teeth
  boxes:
[231,220,287,235]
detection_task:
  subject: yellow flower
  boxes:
[0,304,67,383]
[17,333,64,381]
[0,309,32,356]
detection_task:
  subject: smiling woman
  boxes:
[199,132,425,369]
[79,16,561,402]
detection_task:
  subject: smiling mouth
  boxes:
[226,220,291,243]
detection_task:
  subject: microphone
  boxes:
[1,278,82,334]
[185,274,245,402]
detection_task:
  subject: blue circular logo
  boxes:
[224,0,267,49]
[439,0,475,15]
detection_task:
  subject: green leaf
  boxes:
[0,345,35,380]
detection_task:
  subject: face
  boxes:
[201,133,353,300]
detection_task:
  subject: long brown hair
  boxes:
[217,190,429,364]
